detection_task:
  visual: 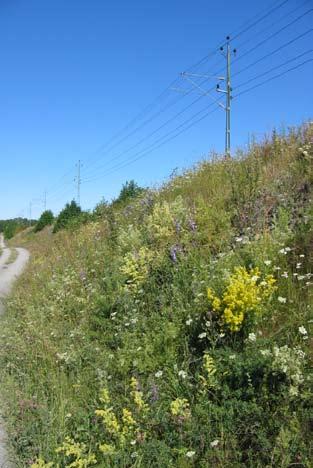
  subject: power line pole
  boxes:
[75,160,82,206]
[217,36,236,158]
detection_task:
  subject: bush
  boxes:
[113,180,144,206]
[34,210,54,232]
[53,201,82,233]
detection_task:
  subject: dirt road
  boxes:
[0,234,29,467]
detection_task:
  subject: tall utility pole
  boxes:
[217,36,236,158]
[75,160,82,206]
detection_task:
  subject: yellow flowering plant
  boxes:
[55,437,97,467]
[207,266,276,332]
[170,398,191,421]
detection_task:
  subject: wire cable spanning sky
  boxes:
[0,0,312,219]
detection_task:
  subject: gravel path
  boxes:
[0,234,30,467]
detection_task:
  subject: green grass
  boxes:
[0,123,312,467]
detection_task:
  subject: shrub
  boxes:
[53,200,82,233]
[34,210,54,232]
[113,180,144,206]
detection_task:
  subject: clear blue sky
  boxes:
[0,0,312,219]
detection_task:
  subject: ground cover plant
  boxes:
[0,123,312,467]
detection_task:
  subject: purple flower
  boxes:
[170,244,182,263]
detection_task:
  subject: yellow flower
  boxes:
[98,443,115,455]
[31,459,53,468]
[170,398,190,419]
[56,437,97,467]
[130,377,149,413]
[207,267,276,332]
[122,408,136,427]
[95,409,120,435]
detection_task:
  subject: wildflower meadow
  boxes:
[0,123,312,467]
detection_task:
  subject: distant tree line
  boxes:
[0,218,35,239]
[1,180,145,239]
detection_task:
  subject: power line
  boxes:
[83,100,223,183]
[234,58,313,98]
[233,8,313,65]
[233,0,311,52]
[231,0,291,42]
[233,28,313,79]
[235,49,313,90]
[83,106,221,184]
[23,0,310,213]
[81,0,296,175]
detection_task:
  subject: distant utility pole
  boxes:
[75,160,82,206]
[216,36,236,158]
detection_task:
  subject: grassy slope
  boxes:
[1,124,313,467]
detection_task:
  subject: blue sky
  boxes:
[0,0,312,219]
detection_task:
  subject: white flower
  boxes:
[198,332,207,339]
[186,451,196,458]
[248,333,256,342]
[296,263,302,269]
[278,296,287,304]
[186,318,193,326]
[219,333,225,338]
[178,370,187,379]
[210,439,219,448]
[155,370,163,378]
[299,254,305,258]
[298,326,307,336]
[235,237,243,242]
[281,272,289,278]
[251,275,259,282]
[264,260,272,266]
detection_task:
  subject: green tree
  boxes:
[113,180,144,206]
[34,210,54,232]
[53,201,82,233]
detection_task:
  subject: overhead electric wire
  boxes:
[26,0,307,210]
[233,28,313,79]
[81,0,295,175]
[83,105,221,184]
[233,8,313,65]
[235,49,313,90]
[234,58,313,98]
[233,0,311,53]
[230,0,291,42]
[82,10,312,177]
[82,88,220,179]
[83,98,223,183]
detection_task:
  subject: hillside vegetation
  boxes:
[1,123,312,467]
[0,218,34,239]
